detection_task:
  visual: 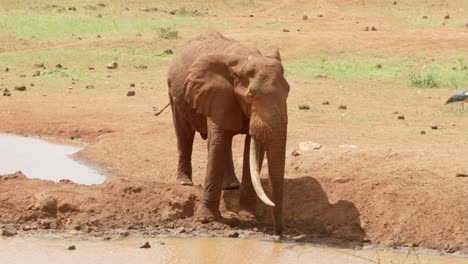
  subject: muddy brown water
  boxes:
[0,237,465,264]
[0,133,105,184]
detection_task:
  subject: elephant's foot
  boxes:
[176,176,193,186]
[222,174,240,190]
[237,209,256,220]
[195,205,222,224]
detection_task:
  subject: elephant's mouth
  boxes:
[249,138,275,206]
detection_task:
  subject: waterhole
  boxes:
[0,133,105,184]
[0,237,465,264]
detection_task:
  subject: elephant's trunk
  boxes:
[249,129,287,235]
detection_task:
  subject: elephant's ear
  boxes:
[184,54,247,132]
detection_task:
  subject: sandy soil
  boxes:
[1,0,467,254]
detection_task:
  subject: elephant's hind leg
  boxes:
[170,102,195,186]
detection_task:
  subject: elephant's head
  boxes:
[183,51,289,234]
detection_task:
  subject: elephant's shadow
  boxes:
[223,176,365,242]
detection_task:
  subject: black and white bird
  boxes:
[445,90,468,110]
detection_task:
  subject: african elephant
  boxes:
[167,32,289,235]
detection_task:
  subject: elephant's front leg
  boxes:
[222,141,240,190]
[196,118,232,222]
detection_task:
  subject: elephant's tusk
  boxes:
[250,138,275,207]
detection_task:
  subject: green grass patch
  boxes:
[286,56,468,88]
[0,12,219,41]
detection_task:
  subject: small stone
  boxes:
[176,227,186,234]
[32,70,40,77]
[393,1,397,5]
[85,85,95,89]
[298,104,310,110]
[14,85,27,91]
[34,63,45,69]
[140,241,151,248]
[5,67,10,72]
[393,111,399,114]
[30,83,35,87]
[135,65,148,70]
[431,125,438,130]
[333,177,350,183]
[2,228,17,236]
[163,49,173,55]
[88,67,95,70]
[283,29,290,32]
[317,14,323,18]
[67,245,76,250]
[127,91,136,96]
[420,130,426,135]
[422,15,428,19]
[322,101,330,105]
[302,15,308,20]
[130,83,135,87]
[299,141,322,151]
[338,105,347,110]
[68,7,76,11]
[456,173,468,177]
[56,64,62,69]
[22,225,31,231]
[106,61,118,70]
[291,149,302,157]
[444,15,450,19]
[376,64,382,69]
[371,26,377,31]
[228,231,239,238]
[397,115,405,120]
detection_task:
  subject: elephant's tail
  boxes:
[154,102,171,116]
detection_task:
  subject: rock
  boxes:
[298,104,310,110]
[67,245,76,250]
[176,227,186,234]
[5,67,9,72]
[456,173,467,177]
[317,14,323,18]
[140,241,151,248]
[444,15,450,19]
[68,7,77,11]
[2,228,17,236]
[34,63,45,69]
[56,64,62,69]
[333,177,350,183]
[322,101,330,105]
[22,225,31,231]
[127,91,136,96]
[393,111,399,114]
[249,14,254,17]
[14,85,27,91]
[420,130,426,135]
[106,61,118,70]
[85,85,95,89]
[282,29,290,32]
[422,15,428,19]
[397,115,405,120]
[88,67,95,70]
[32,70,40,77]
[299,141,322,151]
[291,149,302,157]
[169,10,177,15]
[302,15,308,20]
[96,34,101,38]
[393,1,397,5]
[3,88,11,96]
[293,234,307,242]
[338,105,347,110]
[376,64,382,69]
[135,65,148,70]
[163,49,173,55]
[98,3,106,7]
[228,231,239,238]
[431,125,438,130]
[371,26,377,31]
